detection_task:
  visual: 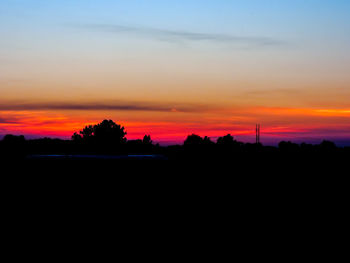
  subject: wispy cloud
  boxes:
[0,100,212,113]
[81,24,284,47]
[245,88,303,96]
[0,117,19,124]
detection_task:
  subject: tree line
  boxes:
[0,119,349,159]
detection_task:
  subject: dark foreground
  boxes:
[3,149,348,182]
[4,152,348,225]
[1,152,347,255]
[1,135,348,231]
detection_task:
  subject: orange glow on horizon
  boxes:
[1,105,350,144]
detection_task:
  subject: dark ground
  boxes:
[1,152,347,257]
[1,136,348,246]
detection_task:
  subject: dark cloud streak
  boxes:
[245,88,303,96]
[0,117,20,124]
[82,24,284,47]
[0,101,211,113]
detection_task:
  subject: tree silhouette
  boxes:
[278,141,299,153]
[72,120,127,144]
[143,135,153,145]
[3,134,26,144]
[203,136,215,145]
[72,132,83,142]
[217,134,235,145]
[80,125,94,140]
[319,140,337,152]
[94,120,127,144]
[2,118,347,162]
[1,134,26,158]
[184,134,203,146]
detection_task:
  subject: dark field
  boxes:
[1,134,348,202]
[2,140,347,251]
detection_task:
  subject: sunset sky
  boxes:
[1,0,350,145]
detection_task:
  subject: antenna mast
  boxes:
[256,124,261,144]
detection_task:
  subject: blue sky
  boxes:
[1,0,349,89]
[1,0,349,52]
[1,0,350,144]
[1,0,349,104]
[1,0,349,36]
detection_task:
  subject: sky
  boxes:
[1,0,350,145]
